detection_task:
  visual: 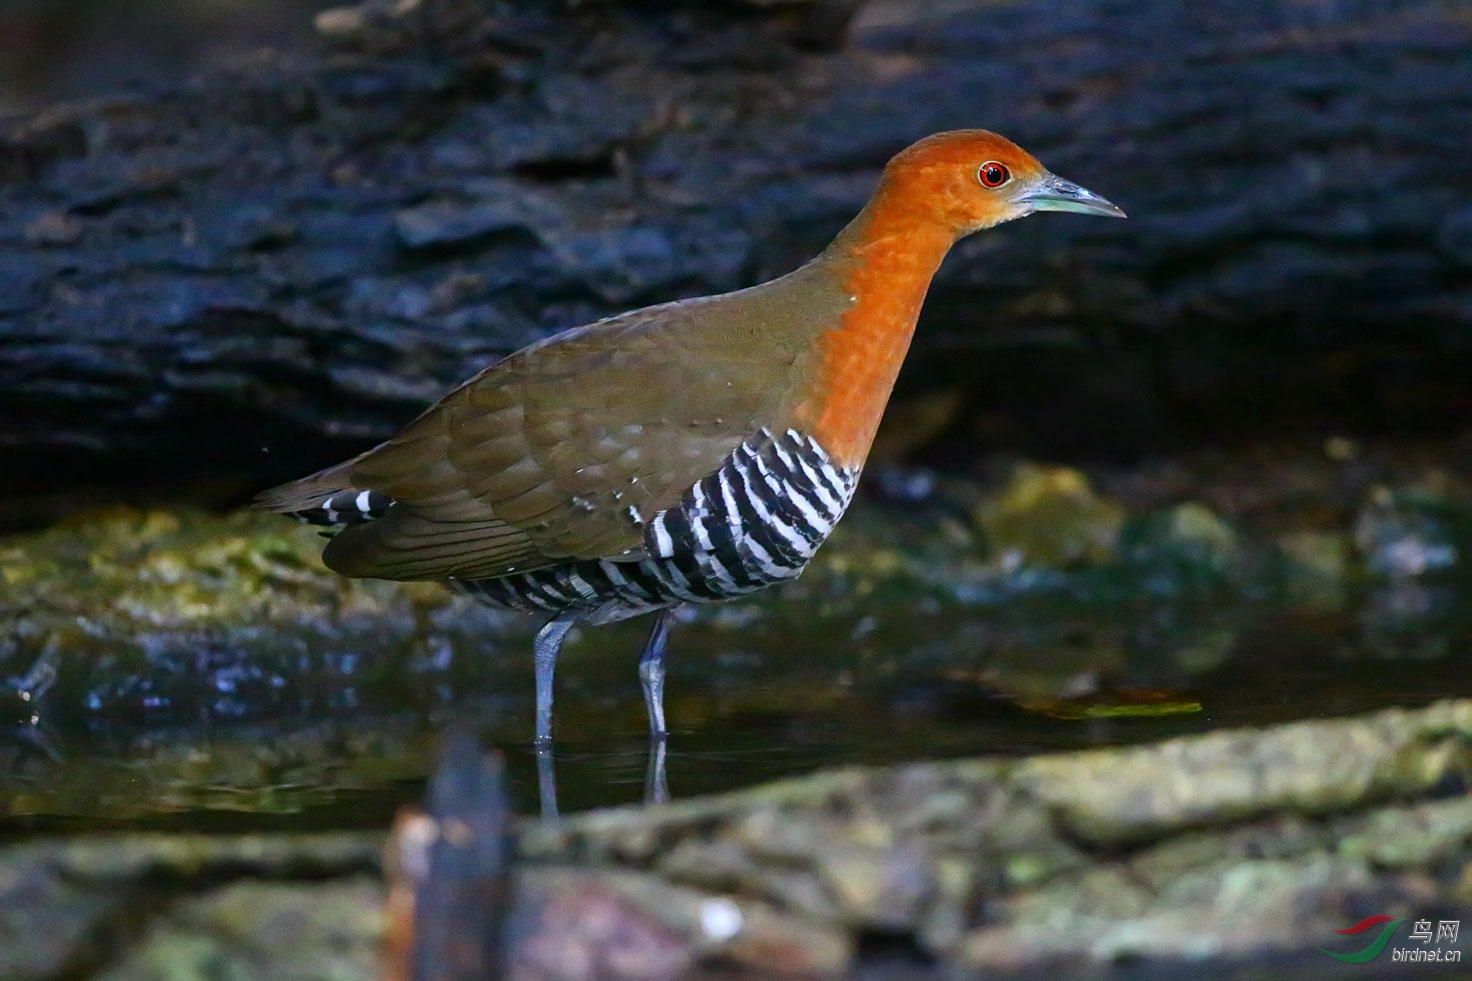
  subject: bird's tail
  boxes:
[255,463,394,528]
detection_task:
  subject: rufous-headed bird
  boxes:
[258,130,1124,750]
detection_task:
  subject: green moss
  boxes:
[974,464,1125,570]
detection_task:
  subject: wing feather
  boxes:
[323,511,548,580]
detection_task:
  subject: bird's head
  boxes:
[877,129,1124,236]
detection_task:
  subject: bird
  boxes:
[257,129,1124,759]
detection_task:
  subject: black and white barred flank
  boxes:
[461,429,859,623]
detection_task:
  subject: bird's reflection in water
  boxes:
[534,735,672,819]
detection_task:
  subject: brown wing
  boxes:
[281,279,835,582]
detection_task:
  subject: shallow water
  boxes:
[5,446,1471,832]
[4,575,1469,831]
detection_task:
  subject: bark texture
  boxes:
[2,0,1469,523]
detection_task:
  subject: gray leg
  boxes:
[533,617,576,746]
[536,743,559,819]
[645,733,670,805]
[637,608,678,739]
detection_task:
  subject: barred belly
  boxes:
[458,430,859,624]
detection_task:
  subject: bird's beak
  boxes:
[1019,173,1126,218]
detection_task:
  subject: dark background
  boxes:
[2,0,1470,526]
[0,0,333,115]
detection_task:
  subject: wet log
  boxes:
[2,0,1469,524]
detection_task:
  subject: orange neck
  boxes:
[805,190,957,469]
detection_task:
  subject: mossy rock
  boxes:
[973,464,1125,570]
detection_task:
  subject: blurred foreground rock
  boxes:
[2,700,1469,978]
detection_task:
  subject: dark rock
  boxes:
[0,0,1468,524]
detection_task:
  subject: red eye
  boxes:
[978,162,1010,188]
